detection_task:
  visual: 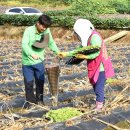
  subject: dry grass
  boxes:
[104,85,130,111]
[0,25,130,43]
[0,25,25,40]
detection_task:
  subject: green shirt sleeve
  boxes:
[22,28,34,56]
[47,28,59,54]
[86,34,102,59]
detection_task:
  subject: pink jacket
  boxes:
[87,30,115,85]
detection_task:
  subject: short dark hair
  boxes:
[38,14,52,28]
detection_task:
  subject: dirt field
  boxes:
[0,29,130,129]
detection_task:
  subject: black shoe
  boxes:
[23,101,38,109]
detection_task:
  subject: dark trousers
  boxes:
[22,62,45,104]
[93,71,106,102]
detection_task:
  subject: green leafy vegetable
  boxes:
[73,45,100,56]
[45,107,82,122]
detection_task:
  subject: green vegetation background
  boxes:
[0,0,129,29]
[0,0,129,14]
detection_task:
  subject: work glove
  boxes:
[75,54,88,59]
[57,52,68,58]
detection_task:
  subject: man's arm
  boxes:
[47,29,59,54]
[22,28,34,56]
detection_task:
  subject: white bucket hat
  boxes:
[73,19,95,46]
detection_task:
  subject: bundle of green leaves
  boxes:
[65,45,100,65]
[73,45,100,56]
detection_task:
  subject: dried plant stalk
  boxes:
[111,86,129,104]
[93,117,129,130]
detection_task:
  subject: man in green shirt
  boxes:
[22,14,60,107]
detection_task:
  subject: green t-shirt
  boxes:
[22,25,59,65]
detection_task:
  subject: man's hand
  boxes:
[57,52,68,58]
[31,54,39,60]
[75,54,87,59]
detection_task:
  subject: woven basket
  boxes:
[46,65,60,96]
[45,57,60,106]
